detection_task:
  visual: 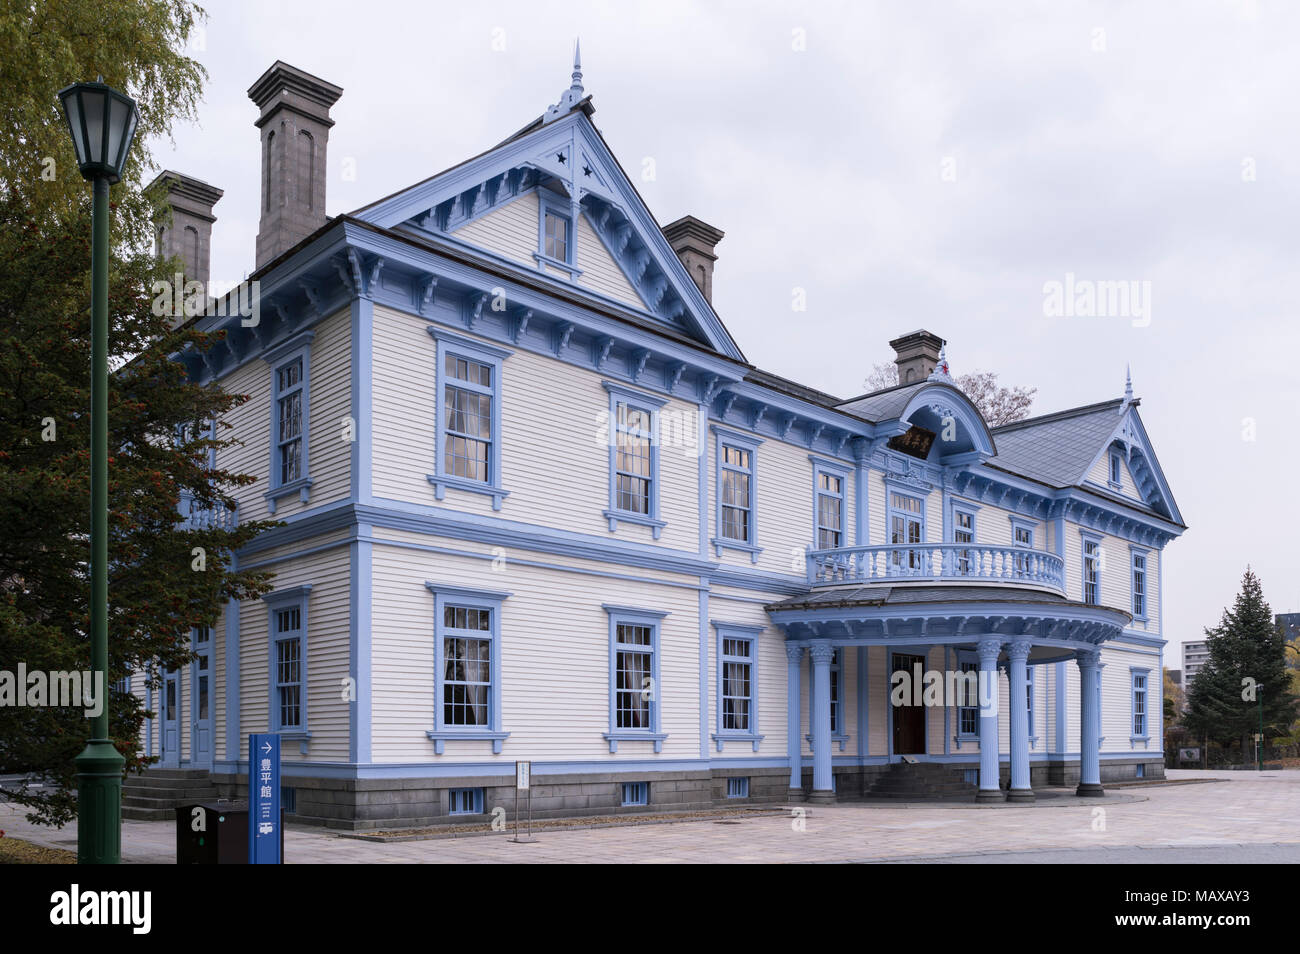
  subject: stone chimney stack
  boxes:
[890,329,945,385]
[150,170,223,288]
[662,215,724,303]
[248,61,343,269]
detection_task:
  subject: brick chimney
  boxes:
[662,215,724,303]
[890,329,945,385]
[248,61,343,269]
[150,170,223,288]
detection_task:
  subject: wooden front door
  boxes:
[892,653,927,755]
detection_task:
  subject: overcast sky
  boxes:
[154,0,1300,660]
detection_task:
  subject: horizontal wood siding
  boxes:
[452,192,539,268]
[575,210,646,309]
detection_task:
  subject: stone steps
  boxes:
[865,763,977,799]
[120,767,218,821]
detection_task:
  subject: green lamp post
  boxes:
[57,78,140,864]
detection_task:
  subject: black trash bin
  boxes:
[175,801,286,864]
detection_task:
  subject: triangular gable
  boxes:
[351,108,744,361]
[1080,404,1182,523]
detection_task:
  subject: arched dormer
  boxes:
[890,382,996,465]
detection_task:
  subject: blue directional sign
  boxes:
[248,733,281,864]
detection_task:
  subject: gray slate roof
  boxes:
[835,381,937,422]
[985,399,1125,489]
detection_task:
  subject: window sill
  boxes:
[603,509,666,540]
[533,251,583,279]
[428,474,510,511]
[712,732,764,753]
[265,477,313,514]
[426,729,510,755]
[953,733,979,750]
[711,537,763,564]
[805,732,850,753]
[603,731,668,754]
[1130,735,1150,747]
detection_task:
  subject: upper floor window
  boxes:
[604,383,667,538]
[428,327,511,510]
[544,211,570,262]
[425,582,511,755]
[262,330,314,514]
[888,489,926,571]
[809,456,850,556]
[953,507,975,574]
[1131,550,1148,619]
[1109,451,1122,488]
[1082,536,1101,605]
[720,445,753,543]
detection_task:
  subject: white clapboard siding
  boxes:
[1087,448,1143,501]
[1062,525,1161,633]
[452,192,540,268]
[237,544,352,762]
[369,533,702,763]
[574,211,647,309]
[371,304,700,551]
[213,307,352,524]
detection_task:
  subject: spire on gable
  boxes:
[927,343,952,382]
[544,40,585,124]
[1123,364,1134,407]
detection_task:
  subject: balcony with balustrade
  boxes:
[805,543,1066,596]
[179,492,238,531]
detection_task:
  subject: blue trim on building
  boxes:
[602,604,669,753]
[711,620,766,752]
[263,329,315,513]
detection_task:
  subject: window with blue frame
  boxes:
[953,507,975,574]
[1026,666,1035,743]
[726,777,750,799]
[449,787,485,815]
[428,328,511,510]
[720,636,753,732]
[1131,670,1148,740]
[720,444,753,544]
[809,648,845,744]
[604,383,666,537]
[544,211,570,262]
[888,487,926,571]
[1131,549,1148,619]
[810,457,850,552]
[1109,450,1122,488]
[425,583,511,754]
[264,585,311,737]
[262,330,314,513]
[621,781,649,806]
[1082,535,1101,605]
[957,656,978,737]
[603,605,668,752]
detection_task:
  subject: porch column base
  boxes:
[1075,782,1105,797]
[1007,788,1036,802]
[806,790,837,805]
[975,789,1005,803]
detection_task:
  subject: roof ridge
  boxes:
[992,397,1127,434]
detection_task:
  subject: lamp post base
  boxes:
[75,738,125,864]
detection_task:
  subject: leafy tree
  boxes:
[0,1,278,826]
[1163,670,1184,725]
[1183,568,1297,756]
[863,361,1037,426]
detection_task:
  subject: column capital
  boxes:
[1075,648,1101,670]
[785,643,806,663]
[808,642,835,664]
[976,637,1003,663]
[1007,639,1033,661]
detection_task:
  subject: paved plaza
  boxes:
[3,771,1296,864]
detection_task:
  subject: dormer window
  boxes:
[1108,450,1122,488]
[544,211,569,262]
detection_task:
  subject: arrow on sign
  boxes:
[262,741,272,754]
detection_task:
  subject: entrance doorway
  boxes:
[891,653,927,755]
[191,628,213,768]
[161,666,180,766]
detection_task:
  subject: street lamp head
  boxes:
[58,80,139,183]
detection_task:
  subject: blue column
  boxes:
[976,637,1004,802]
[786,644,805,794]
[1007,640,1034,801]
[1076,649,1104,796]
[810,642,835,799]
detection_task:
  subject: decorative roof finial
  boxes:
[928,343,951,382]
[1123,364,1133,404]
[544,39,587,124]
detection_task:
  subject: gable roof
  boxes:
[348,85,745,362]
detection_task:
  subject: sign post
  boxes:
[249,733,281,864]
[511,760,535,843]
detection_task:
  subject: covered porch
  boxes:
[766,585,1132,802]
